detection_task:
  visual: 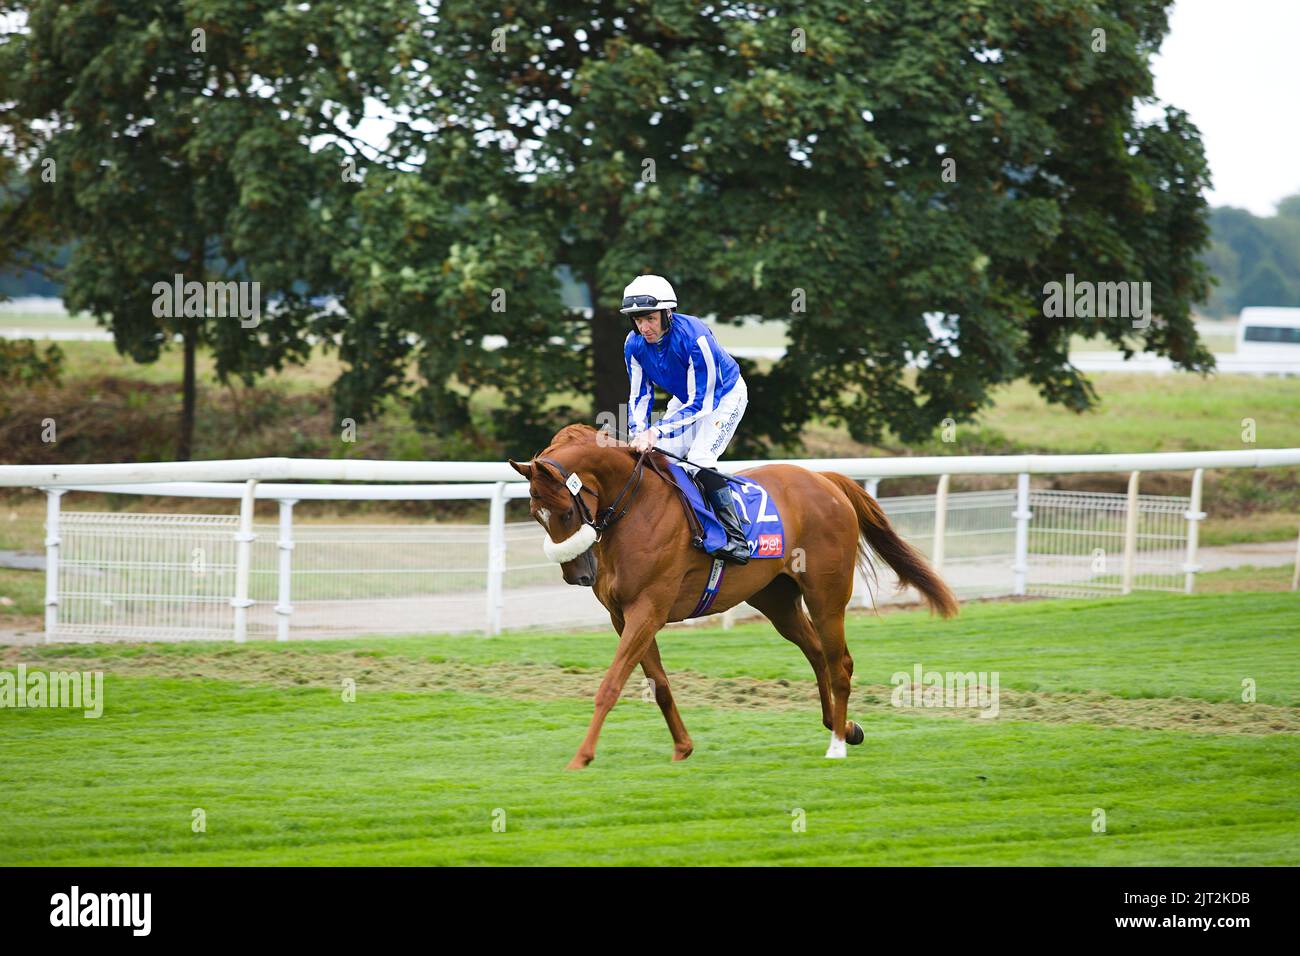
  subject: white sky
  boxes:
[1150,0,1300,215]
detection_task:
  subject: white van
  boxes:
[1236,307,1300,358]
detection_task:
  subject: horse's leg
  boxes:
[613,607,692,758]
[747,574,834,732]
[802,581,856,759]
[567,600,667,770]
[639,638,693,761]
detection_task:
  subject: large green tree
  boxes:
[355,0,1215,451]
[4,1,1216,457]
[0,0,413,457]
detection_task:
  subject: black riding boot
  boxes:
[706,485,751,565]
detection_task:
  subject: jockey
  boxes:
[621,274,751,564]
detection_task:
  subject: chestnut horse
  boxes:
[508,424,958,770]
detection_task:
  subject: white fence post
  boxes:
[1012,473,1031,596]
[275,498,297,641]
[1121,471,1140,595]
[1183,469,1205,594]
[1291,527,1300,593]
[231,479,258,643]
[485,482,507,636]
[42,488,64,643]
[932,474,950,572]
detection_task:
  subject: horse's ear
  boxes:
[533,458,563,484]
[507,458,533,479]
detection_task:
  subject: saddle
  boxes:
[646,455,785,559]
[643,453,714,552]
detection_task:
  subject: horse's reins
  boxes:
[536,451,648,540]
[536,432,711,545]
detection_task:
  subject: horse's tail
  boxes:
[820,472,960,619]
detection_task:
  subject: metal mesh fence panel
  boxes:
[47,487,1191,641]
[55,512,238,641]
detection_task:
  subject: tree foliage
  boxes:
[345,0,1215,449]
[0,0,414,455]
[2,0,1216,456]
[1203,196,1300,317]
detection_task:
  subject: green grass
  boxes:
[1202,512,1300,547]
[1186,563,1296,594]
[0,567,44,619]
[6,322,1294,459]
[978,374,1300,454]
[2,592,1296,865]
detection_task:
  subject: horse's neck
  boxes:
[590,448,641,502]
[590,450,680,526]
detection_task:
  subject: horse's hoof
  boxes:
[565,756,592,771]
[672,745,694,761]
[825,733,847,759]
[846,721,865,745]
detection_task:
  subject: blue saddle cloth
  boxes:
[666,463,786,559]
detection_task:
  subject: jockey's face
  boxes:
[634,310,664,342]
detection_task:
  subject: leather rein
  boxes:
[535,449,705,543]
[536,451,646,540]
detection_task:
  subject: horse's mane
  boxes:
[546,423,602,450]
[536,423,671,473]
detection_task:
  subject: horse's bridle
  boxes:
[536,451,648,540]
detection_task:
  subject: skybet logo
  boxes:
[50,886,151,936]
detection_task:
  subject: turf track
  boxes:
[1,592,1296,865]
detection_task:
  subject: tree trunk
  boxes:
[177,318,196,461]
[589,286,631,432]
[177,238,203,461]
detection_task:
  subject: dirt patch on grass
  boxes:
[5,645,1297,735]
[850,683,1300,735]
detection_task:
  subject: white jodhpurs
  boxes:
[655,377,747,475]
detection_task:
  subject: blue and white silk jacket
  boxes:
[624,311,742,438]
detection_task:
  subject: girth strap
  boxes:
[689,557,727,618]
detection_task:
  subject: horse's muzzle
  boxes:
[562,548,598,588]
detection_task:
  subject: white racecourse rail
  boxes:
[3,448,1299,642]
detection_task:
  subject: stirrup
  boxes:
[714,538,751,565]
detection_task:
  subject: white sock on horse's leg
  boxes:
[825,732,847,759]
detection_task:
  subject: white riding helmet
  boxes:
[619,274,678,315]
